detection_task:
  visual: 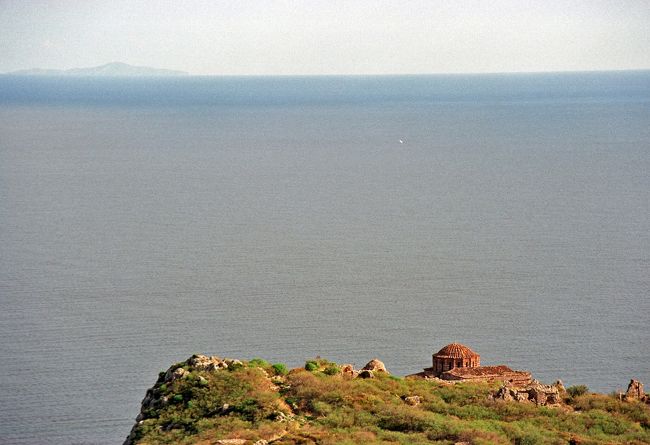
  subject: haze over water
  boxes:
[0,72,649,444]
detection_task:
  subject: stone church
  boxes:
[409,343,531,385]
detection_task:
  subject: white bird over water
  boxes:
[399,139,404,144]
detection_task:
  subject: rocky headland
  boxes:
[125,354,650,445]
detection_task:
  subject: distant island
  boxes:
[124,348,650,445]
[7,62,188,77]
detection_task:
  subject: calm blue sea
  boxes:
[1,72,649,444]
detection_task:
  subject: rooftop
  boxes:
[445,365,519,377]
[434,343,480,359]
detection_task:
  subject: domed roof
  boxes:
[433,343,479,359]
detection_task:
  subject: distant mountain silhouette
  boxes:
[8,62,188,77]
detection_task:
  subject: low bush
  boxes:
[567,385,589,398]
[323,364,340,375]
[271,363,289,375]
[248,358,270,368]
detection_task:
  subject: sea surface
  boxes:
[0,72,649,444]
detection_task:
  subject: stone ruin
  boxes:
[492,379,565,406]
[408,343,532,386]
[442,365,532,386]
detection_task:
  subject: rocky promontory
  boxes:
[125,354,650,445]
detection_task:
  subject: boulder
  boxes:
[625,379,645,401]
[362,359,388,374]
[358,370,374,379]
[340,364,358,378]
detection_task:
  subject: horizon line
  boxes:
[4,67,650,78]
[192,68,650,77]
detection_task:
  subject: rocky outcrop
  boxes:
[187,354,242,371]
[340,364,358,378]
[362,358,388,374]
[337,359,389,379]
[125,354,248,445]
[625,379,646,402]
[165,366,188,382]
[493,380,563,406]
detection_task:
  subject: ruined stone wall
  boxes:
[440,365,532,386]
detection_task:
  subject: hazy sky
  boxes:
[1,0,649,75]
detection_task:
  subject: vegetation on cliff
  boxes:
[126,355,650,445]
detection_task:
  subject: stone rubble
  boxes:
[493,379,564,406]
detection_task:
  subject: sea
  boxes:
[0,72,649,444]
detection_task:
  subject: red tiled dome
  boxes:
[434,343,479,359]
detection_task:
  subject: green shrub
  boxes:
[567,385,589,398]
[171,394,184,403]
[231,398,260,421]
[323,364,340,375]
[310,400,334,416]
[272,363,289,375]
[248,358,270,368]
[377,405,433,432]
[305,360,319,372]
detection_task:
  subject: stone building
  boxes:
[408,342,532,385]
[428,343,480,376]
